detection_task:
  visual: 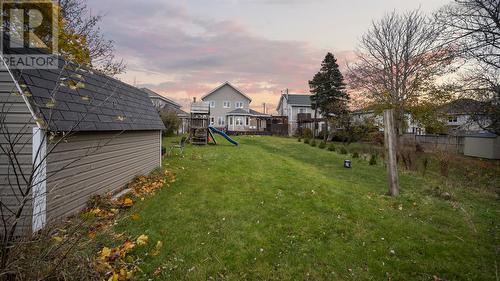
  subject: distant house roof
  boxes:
[440,98,485,115]
[227,108,270,117]
[141,88,181,108]
[201,82,252,102]
[276,94,312,110]
[5,47,164,132]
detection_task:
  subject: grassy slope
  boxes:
[116,136,498,280]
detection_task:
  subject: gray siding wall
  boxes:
[0,68,35,235]
[202,85,251,128]
[46,130,161,222]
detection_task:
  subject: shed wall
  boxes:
[463,136,500,159]
[45,130,161,222]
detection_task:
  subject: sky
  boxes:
[87,0,450,112]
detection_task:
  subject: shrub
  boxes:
[310,139,317,147]
[160,109,181,137]
[298,138,302,142]
[318,141,326,149]
[304,138,310,144]
[328,144,335,151]
[352,151,359,158]
[369,154,377,165]
[302,128,313,139]
[339,147,348,154]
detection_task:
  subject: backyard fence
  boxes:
[401,134,465,154]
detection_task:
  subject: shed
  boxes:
[0,56,164,235]
[463,133,500,160]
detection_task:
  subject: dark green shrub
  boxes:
[304,138,310,144]
[352,151,359,158]
[310,139,317,147]
[302,128,313,139]
[339,147,348,154]
[369,154,377,165]
[318,141,326,149]
[298,138,302,142]
[328,144,335,151]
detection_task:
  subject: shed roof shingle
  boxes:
[7,55,164,132]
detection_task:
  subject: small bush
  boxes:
[439,156,450,177]
[298,138,302,142]
[302,128,313,139]
[318,141,326,149]
[339,147,348,154]
[310,139,317,147]
[352,151,359,158]
[328,144,335,151]
[304,138,310,144]
[369,154,377,165]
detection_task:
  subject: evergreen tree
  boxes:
[309,52,349,140]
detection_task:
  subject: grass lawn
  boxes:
[116,136,498,280]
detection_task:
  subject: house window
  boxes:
[229,116,233,125]
[448,116,458,123]
[245,117,249,126]
[235,117,243,126]
[217,116,225,126]
[210,117,215,125]
[235,101,244,108]
[209,101,215,108]
[298,108,306,114]
[223,101,231,108]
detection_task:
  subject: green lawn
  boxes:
[116,136,498,280]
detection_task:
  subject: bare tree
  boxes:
[59,0,126,75]
[347,9,453,196]
[437,0,500,134]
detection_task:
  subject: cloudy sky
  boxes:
[87,0,449,111]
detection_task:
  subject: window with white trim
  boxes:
[209,101,215,108]
[210,117,215,125]
[223,101,231,108]
[229,116,233,125]
[245,117,249,126]
[298,108,306,114]
[235,101,244,108]
[217,116,225,126]
[235,117,243,126]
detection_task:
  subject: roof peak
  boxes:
[201,81,252,102]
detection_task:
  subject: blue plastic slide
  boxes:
[208,126,238,146]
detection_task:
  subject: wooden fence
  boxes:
[401,134,465,154]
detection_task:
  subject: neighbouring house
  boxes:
[276,93,324,136]
[201,82,269,133]
[142,88,189,134]
[439,98,489,135]
[0,57,164,234]
[351,109,426,135]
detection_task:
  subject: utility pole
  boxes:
[384,109,399,196]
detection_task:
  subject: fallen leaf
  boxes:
[151,240,162,256]
[122,198,134,207]
[136,234,149,246]
[52,236,63,243]
[131,214,140,221]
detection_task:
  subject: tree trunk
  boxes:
[324,118,329,142]
[384,109,399,196]
[313,108,317,139]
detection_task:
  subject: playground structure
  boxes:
[188,101,238,146]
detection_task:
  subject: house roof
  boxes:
[141,87,181,108]
[227,108,270,117]
[201,82,252,102]
[440,98,484,115]
[4,46,164,132]
[276,94,312,110]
